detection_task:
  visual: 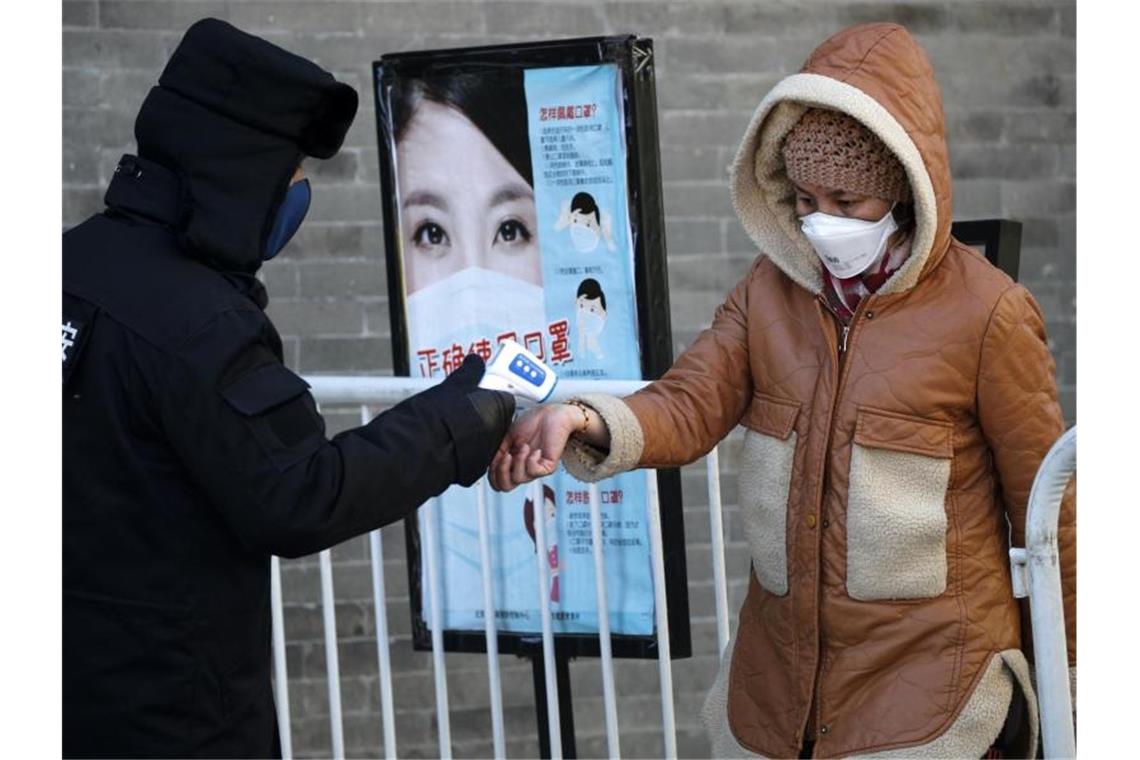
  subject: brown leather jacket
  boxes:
[565,23,1075,759]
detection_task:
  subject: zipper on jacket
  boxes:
[804,293,871,746]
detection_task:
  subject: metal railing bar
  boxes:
[422,498,453,758]
[318,548,346,760]
[645,470,677,759]
[588,482,621,758]
[530,478,563,759]
[270,555,294,760]
[362,405,398,760]
[705,450,731,658]
[476,478,507,759]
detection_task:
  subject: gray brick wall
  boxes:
[63,2,1076,757]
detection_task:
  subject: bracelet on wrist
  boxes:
[567,400,591,434]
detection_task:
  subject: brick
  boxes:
[99,1,231,31]
[945,110,1005,144]
[659,144,725,184]
[63,187,105,227]
[64,141,102,185]
[668,252,756,293]
[63,1,96,27]
[63,107,136,151]
[602,2,727,37]
[260,261,299,298]
[665,218,721,257]
[1005,110,1076,144]
[275,222,372,262]
[1060,4,1075,38]
[308,183,385,224]
[721,2,843,37]
[307,149,360,183]
[951,144,1062,181]
[662,35,814,77]
[298,336,392,374]
[950,3,1060,36]
[659,110,752,149]
[227,1,368,34]
[299,261,386,299]
[948,178,1001,219]
[663,181,735,219]
[484,2,604,36]
[98,68,159,116]
[283,33,421,74]
[1000,181,1075,217]
[364,301,393,337]
[63,29,173,69]
[837,3,951,34]
[1018,245,1074,284]
[265,298,367,337]
[657,72,781,112]
[63,68,102,109]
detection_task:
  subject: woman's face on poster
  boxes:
[398,100,541,295]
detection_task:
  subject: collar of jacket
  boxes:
[104,154,185,229]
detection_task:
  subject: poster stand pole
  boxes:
[527,648,577,759]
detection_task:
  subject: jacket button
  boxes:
[822,517,830,528]
[820,725,830,735]
[865,310,875,319]
[806,514,817,529]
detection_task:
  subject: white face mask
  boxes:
[570,224,600,253]
[577,308,606,337]
[800,207,898,279]
[405,267,546,376]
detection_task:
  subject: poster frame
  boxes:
[371,35,691,661]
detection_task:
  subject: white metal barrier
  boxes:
[270,378,1073,760]
[1009,426,1077,759]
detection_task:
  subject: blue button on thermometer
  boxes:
[478,339,557,403]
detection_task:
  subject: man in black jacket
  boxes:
[62,19,515,758]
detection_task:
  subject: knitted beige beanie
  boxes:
[781,108,911,202]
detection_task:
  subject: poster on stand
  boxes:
[373,36,689,659]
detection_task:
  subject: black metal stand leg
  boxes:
[531,653,577,759]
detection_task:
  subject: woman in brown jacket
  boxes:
[490,22,1074,759]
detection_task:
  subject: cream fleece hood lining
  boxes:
[729,73,939,297]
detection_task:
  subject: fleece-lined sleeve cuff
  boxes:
[562,393,645,482]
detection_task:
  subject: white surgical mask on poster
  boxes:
[577,308,605,337]
[405,267,547,368]
[570,224,600,253]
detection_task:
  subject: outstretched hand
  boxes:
[489,404,583,492]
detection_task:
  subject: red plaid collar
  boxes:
[821,234,913,323]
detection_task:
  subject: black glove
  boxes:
[435,354,516,485]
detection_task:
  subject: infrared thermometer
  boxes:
[478,339,558,403]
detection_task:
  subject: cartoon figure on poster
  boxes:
[523,484,560,603]
[575,278,607,360]
[392,72,546,373]
[555,191,616,253]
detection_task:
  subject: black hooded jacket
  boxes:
[63,19,510,758]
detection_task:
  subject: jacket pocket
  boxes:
[220,363,325,471]
[739,393,800,597]
[847,407,953,601]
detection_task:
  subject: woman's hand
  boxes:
[488,404,584,492]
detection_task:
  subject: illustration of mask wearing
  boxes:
[479,339,558,403]
[575,278,607,360]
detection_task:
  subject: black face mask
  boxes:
[263,179,311,260]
